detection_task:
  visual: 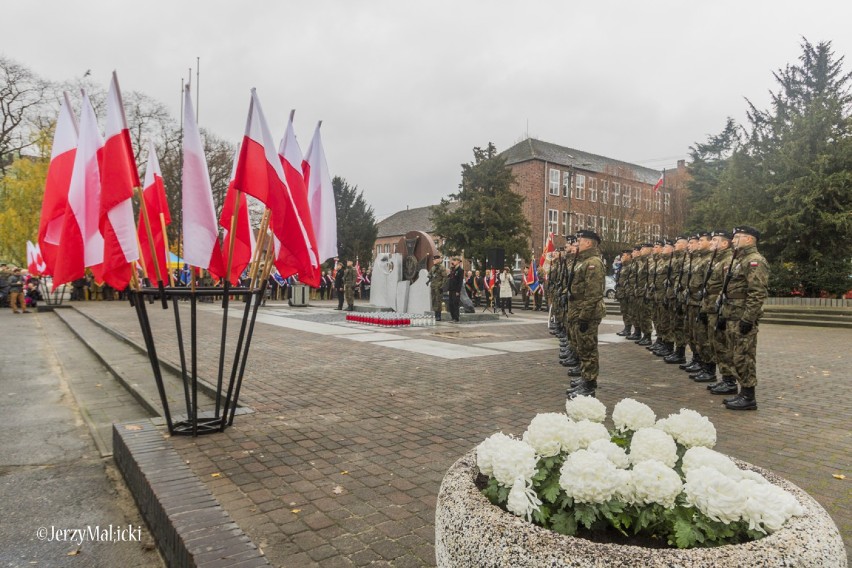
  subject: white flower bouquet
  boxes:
[476,398,804,548]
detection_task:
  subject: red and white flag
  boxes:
[539,232,555,268]
[181,84,225,279]
[278,111,320,286]
[99,71,140,290]
[27,241,46,276]
[137,139,171,283]
[219,143,255,285]
[53,90,104,289]
[38,92,78,276]
[302,121,338,264]
[653,172,664,193]
[232,89,312,282]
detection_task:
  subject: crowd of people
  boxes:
[0,264,42,312]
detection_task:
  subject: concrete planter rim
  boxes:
[435,449,847,568]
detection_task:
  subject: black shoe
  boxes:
[709,377,738,394]
[616,325,631,336]
[567,380,597,399]
[636,334,652,346]
[335,307,342,310]
[684,361,703,373]
[626,331,642,341]
[679,357,696,370]
[725,387,757,410]
[691,371,716,383]
[567,366,582,377]
[564,358,578,367]
[664,346,686,364]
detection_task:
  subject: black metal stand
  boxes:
[131,282,266,436]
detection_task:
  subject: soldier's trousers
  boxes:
[618,297,631,327]
[344,286,354,306]
[653,300,669,340]
[634,297,652,334]
[431,289,443,313]
[708,313,734,377]
[575,318,601,382]
[725,319,759,388]
[671,305,687,346]
[687,305,712,362]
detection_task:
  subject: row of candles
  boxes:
[345,312,436,327]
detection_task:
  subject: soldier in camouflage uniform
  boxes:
[343,260,357,311]
[685,232,713,377]
[428,254,447,322]
[663,236,690,364]
[679,236,700,370]
[624,244,643,340]
[719,226,768,410]
[650,240,674,356]
[615,250,633,336]
[645,240,663,350]
[694,230,735,385]
[565,230,606,399]
[632,243,653,345]
[561,239,581,371]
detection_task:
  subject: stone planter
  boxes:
[435,450,847,568]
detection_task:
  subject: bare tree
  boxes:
[0,56,51,174]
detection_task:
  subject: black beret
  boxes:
[621,249,633,254]
[653,239,665,247]
[711,229,732,240]
[695,231,712,239]
[676,235,689,242]
[564,235,577,244]
[641,242,654,248]
[733,225,761,241]
[575,230,600,244]
[632,244,642,251]
[663,239,675,246]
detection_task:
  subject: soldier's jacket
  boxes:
[343,267,356,287]
[634,255,648,298]
[653,253,671,301]
[615,259,632,300]
[720,245,768,323]
[666,251,686,302]
[568,248,606,321]
[700,248,734,313]
[428,263,447,291]
[687,251,710,306]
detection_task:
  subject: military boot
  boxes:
[709,375,738,395]
[664,345,686,364]
[626,329,642,341]
[646,337,662,351]
[616,325,631,337]
[679,352,697,370]
[567,380,597,399]
[684,359,704,373]
[691,362,717,383]
[636,333,652,346]
[567,365,582,377]
[654,342,674,357]
[725,386,757,410]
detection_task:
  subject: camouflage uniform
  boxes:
[721,244,768,389]
[568,247,606,385]
[615,258,633,332]
[652,252,671,343]
[633,253,652,337]
[343,266,356,308]
[667,250,688,350]
[687,249,711,363]
[428,263,447,315]
[701,247,735,378]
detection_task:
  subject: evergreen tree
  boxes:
[431,143,531,269]
[332,176,378,266]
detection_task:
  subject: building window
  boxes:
[393,243,398,253]
[645,189,652,211]
[601,180,609,204]
[610,218,619,241]
[588,178,597,202]
[562,171,571,197]
[384,244,390,253]
[653,224,661,240]
[514,254,523,270]
[655,191,662,212]
[664,192,671,213]
[575,213,585,230]
[549,169,560,196]
[574,174,585,200]
[376,245,381,256]
[562,211,569,236]
[613,182,621,207]
[588,215,596,231]
[548,209,559,235]
[644,223,651,241]
[599,216,607,236]
[623,185,630,208]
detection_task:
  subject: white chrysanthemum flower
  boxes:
[612,399,656,433]
[681,447,741,478]
[740,479,804,534]
[490,438,539,487]
[630,459,683,508]
[565,395,607,423]
[629,428,678,468]
[558,449,629,504]
[658,409,717,449]
[507,477,543,522]
[523,413,574,458]
[683,466,746,524]
[573,419,610,449]
[476,432,513,476]
[587,439,630,469]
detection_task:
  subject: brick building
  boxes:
[501,138,688,262]
[373,203,460,269]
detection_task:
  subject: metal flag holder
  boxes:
[130,279,268,436]
[39,277,67,308]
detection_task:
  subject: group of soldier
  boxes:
[548,225,768,411]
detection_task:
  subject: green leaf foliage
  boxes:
[332,176,379,266]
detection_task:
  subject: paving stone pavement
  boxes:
[76,300,851,567]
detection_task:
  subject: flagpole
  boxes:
[225,191,241,283]
[160,213,175,286]
[136,187,167,306]
[178,76,184,270]
[248,209,271,288]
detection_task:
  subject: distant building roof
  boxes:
[376,202,459,238]
[501,138,661,185]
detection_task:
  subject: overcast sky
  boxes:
[4,1,851,219]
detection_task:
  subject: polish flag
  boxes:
[539,232,554,268]
[278,110,320,286]
[219,143,255,285]
[302,121,338,264]
[232,89,312,282]
[137,140,171,283]
[181,85,225,279]
[653,172,664,193]
[27,241,46,276]
[38,92,78,276]
[53,90,104,289]
[99,71,140,290]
